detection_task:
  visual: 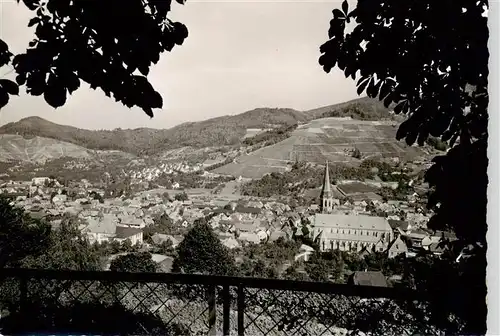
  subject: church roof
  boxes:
[313,213,392,231]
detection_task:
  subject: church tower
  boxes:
[320,161,334,213]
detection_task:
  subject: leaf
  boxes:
[379,80,392,100]
[0,79,19,95]
[27,17,40,27]
[66,74,80,94]
[405,131,418,146]
[341,0,349,15]
[394,101,407,114]
[0,89,9,109]
[149,90,163,109]
[143,107,154,118]
[332,9,345,19]
[15,74,26,86]
[357,77,370,95]
[138,64,150,76]
[396,120,410,141]
[44,74,67,108]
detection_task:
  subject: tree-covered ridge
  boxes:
[308,97,396,121]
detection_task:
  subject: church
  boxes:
[310,162,394,253]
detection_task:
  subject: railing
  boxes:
[0,268,442,336]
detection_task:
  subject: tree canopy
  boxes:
[110,252,157,273]
[172,217,236,276]
[0,0,188,115]
[0,198,52,268]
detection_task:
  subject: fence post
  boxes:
[237,284,245,336]
[222,285,230,336]
[207,284,217,336]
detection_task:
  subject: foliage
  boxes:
[305,251,344,283]
[89,191,104,203]
[19,215,102,271]
[398,250,486,333]
[174,191,188,201]
[238,258,278,279]
[172,217,236,276]
[110,252,157,273]
[241,237,301,265]
[282,261,309,281]
[426,136,448,152]
[0,198,52,268]
[351,147,362,159]
[241,158,409,198]
[243,123,298,147]
[0,0,188,115]
[319,100,394,121]
[143,213,182,242]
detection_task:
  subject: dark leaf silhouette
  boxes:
[0,89,9,109]
[0,79,19,95]
[341,0,348,16]
[0,0,188,115]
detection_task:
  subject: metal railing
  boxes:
[0,268,442,336]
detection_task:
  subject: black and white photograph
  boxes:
[0,0,496,335]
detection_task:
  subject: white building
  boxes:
[310,213,394,253]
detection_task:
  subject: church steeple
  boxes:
[320,161,334,213]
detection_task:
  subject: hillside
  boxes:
[0,108,308,156]
[146,107,309,153]
[0,117,166,156]
[0,134,89,162]
[213,117,426,179]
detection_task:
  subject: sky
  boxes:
[0,0,358,130]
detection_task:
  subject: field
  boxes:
[213,118,425,178]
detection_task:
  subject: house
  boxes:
[421,235,440,250]
[115,226,143,245]
[238,232,261,244]
[387,236,408,258]
[31,177,49,186]
[119,216,145,228]
[157,256,174,273]
[222,237,240,249]
[429,242,447,256]
[403,229,430,247]
[388,219,411,232]
[374,240,387,253]
[348,271,389,287]
[83,216,117,244]
[151,234,180,248]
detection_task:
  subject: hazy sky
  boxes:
[0,0,358,130]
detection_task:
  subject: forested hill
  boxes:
[0,97,391,156]
[305,96,395,121]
